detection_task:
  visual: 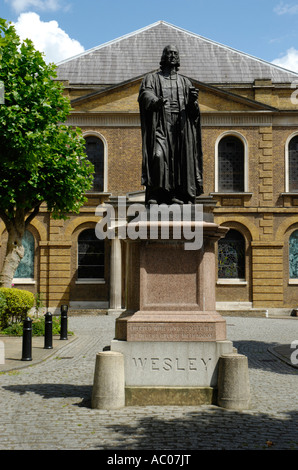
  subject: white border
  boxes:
[12,278,35,285]
[217,279,247,285]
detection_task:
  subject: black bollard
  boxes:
[60,304,68,340]
[22,317,32,361]
[44,312,53,349]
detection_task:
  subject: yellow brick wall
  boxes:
[251,243,284,307]
[103,127,142,195]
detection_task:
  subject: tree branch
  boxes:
[25,202,41,227]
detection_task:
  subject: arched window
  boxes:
[84,136,104,192]
[289,230,298,278]
[218,136,244,192]
[288,136,298,192]
[14,230,35,279]
[218,229,245,279]
[77,229,105,279]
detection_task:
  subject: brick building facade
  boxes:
[2,21,298,313]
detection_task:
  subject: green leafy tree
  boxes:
[0,19,93,287]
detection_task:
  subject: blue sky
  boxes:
[1,0,298,71]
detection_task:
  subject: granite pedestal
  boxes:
[110,201,235,405]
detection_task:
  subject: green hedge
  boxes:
[1,315,62,336]
[0,290,7,316]
[0,287,35,328]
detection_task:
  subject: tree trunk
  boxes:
[0,205,40,288]
[0,222,25,288]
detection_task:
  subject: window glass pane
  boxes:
[84,136,104,192]
[14,230,34,278]
[218,136,244,192]
[218,229,245,279]
[289,230,298,278]
[78,266,105,279]
[289,136,298,192]
[78,253,104,265]
[78,229,105,279]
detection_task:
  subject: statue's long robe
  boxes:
[138,71,203,203]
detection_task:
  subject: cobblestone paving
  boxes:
[0,316,297,451]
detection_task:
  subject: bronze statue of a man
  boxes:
[138,44,203,205]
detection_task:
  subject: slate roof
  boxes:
[56,21,298,86]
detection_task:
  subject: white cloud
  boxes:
[13,12,85,64]
[274,2,298,15]
[7,0,64,13]
[272,47,298,72]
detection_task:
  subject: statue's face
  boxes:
[163,45,179,68]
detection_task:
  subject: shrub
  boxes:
[0,287,35,328]
[0,322,23,336]
[31,316,61,336]
[0,290,7,317]
[1,314,72,336]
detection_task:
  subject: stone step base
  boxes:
[219,309,268,317]
[219,309,293,318]
[68,309,108,316]
[125,386,216,406]
[68,308,292,318]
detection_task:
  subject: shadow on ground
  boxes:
[2,380,298,450]
[2,339,298,450]
[101,408,298,450]
[233,340,298,373]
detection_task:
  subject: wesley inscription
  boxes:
[132,356,212,372]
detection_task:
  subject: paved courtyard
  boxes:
[0,315,297,451]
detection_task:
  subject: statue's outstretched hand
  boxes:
[153,97,168,109]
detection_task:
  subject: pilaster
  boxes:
[40,218,71,309]
[251,242,284,307]
[258,126,273,208]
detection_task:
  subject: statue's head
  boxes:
[160,45,180,71]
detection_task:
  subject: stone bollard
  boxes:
[217,353,250,410]
[91,351,125,410]
[0,340,4,364]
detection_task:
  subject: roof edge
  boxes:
[56,21,164,66]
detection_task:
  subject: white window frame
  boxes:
[13,230,35,284]
[285,131,298,193]
[288,228,298,284]
[76,228,105,283]
[216,228,247,284]
[83,131,108,193]
[215,131,249,193]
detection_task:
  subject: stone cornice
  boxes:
[65,110,298,128]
